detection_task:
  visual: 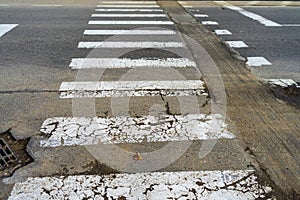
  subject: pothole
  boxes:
[0,130,33,177]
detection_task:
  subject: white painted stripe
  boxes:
[59,80,207,98]
[194,14,208,18]
[77,42,185,49]
[97,5,160,8]
[69,58,196,69]
[0,24,18,38]
[91,13,166,17]
[246,57,272,67]
[282,24,300,27]
[40,114,232,147]
[214,29,232,35]
[83,29,176,35]
[202,21,219,25]
[264,79,299,88]
[88,20,174,25]
[95,8,163,12]
[214,1,282,27]
[225,41,248,48]
[99,1,157,4]
[0,4,9,6]
[8,170,272,199]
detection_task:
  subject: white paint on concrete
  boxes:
[0,24,18,38]
[83,29,176,35]
[69,58,196,69]
[95,8,163,12]
[97,5,160,8]
[40,114,232,147]
[8,170,272,199]
[59,80,207,98]
[91,13,166,18]
[214,1,282,27]
[214,29,232,35]
[194,14,208,18]
[225,41,248,48]
[99,1,157,4]
[264,79,299,88]
[246,57,272,67]
[77,41,185,49]
[88,20,174,25]
[202,21,219,25]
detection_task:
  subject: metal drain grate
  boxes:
[0,138,17,170]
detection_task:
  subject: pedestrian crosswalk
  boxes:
[8,170,271,200]
[178,1,273,67]
[7,1,272,199]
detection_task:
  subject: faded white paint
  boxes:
[8,170,272,199]
[264,79,299,88]
[214,29,232,35]
[59,80,207,98]
[77,41,185,49]
[99,1,157,4]
[88,20,174,25]
[91,13,166,17]
[225,41,248,48]
[95,8,163,12]
[69,58,196,69]
[214,1,282,27]
[0,24,18,38]
[246,57,272,67]
[194,14,208,18]
[202,21,219,25]
[282,24,300,27]
[40,114,232,147]
[83,29,176,35]
[97,5,160,8]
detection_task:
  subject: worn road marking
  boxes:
[40,114,232,147]
[8,170,271,199]
[84,29,176,35]
[194,14,208,18]
[95,8,163,12]
[282,24,300,27]
[88,20,174,25]
[78,42,185,49]
[69,58,196,69]
[0,24,18,38]
[215,1,282,27]
[264,79,300,88]
[214,29,232,35]
[202,21,219,25]
[99,1,157,4]
[91,13,166,17]
[59,80,207,98]
[97,5,160,8]
[246,57,272,67]
[225,41,248,48]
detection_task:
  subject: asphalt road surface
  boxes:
[183,1,300,82]
[0,1,299,200]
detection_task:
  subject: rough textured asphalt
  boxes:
[0,1,299,199]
